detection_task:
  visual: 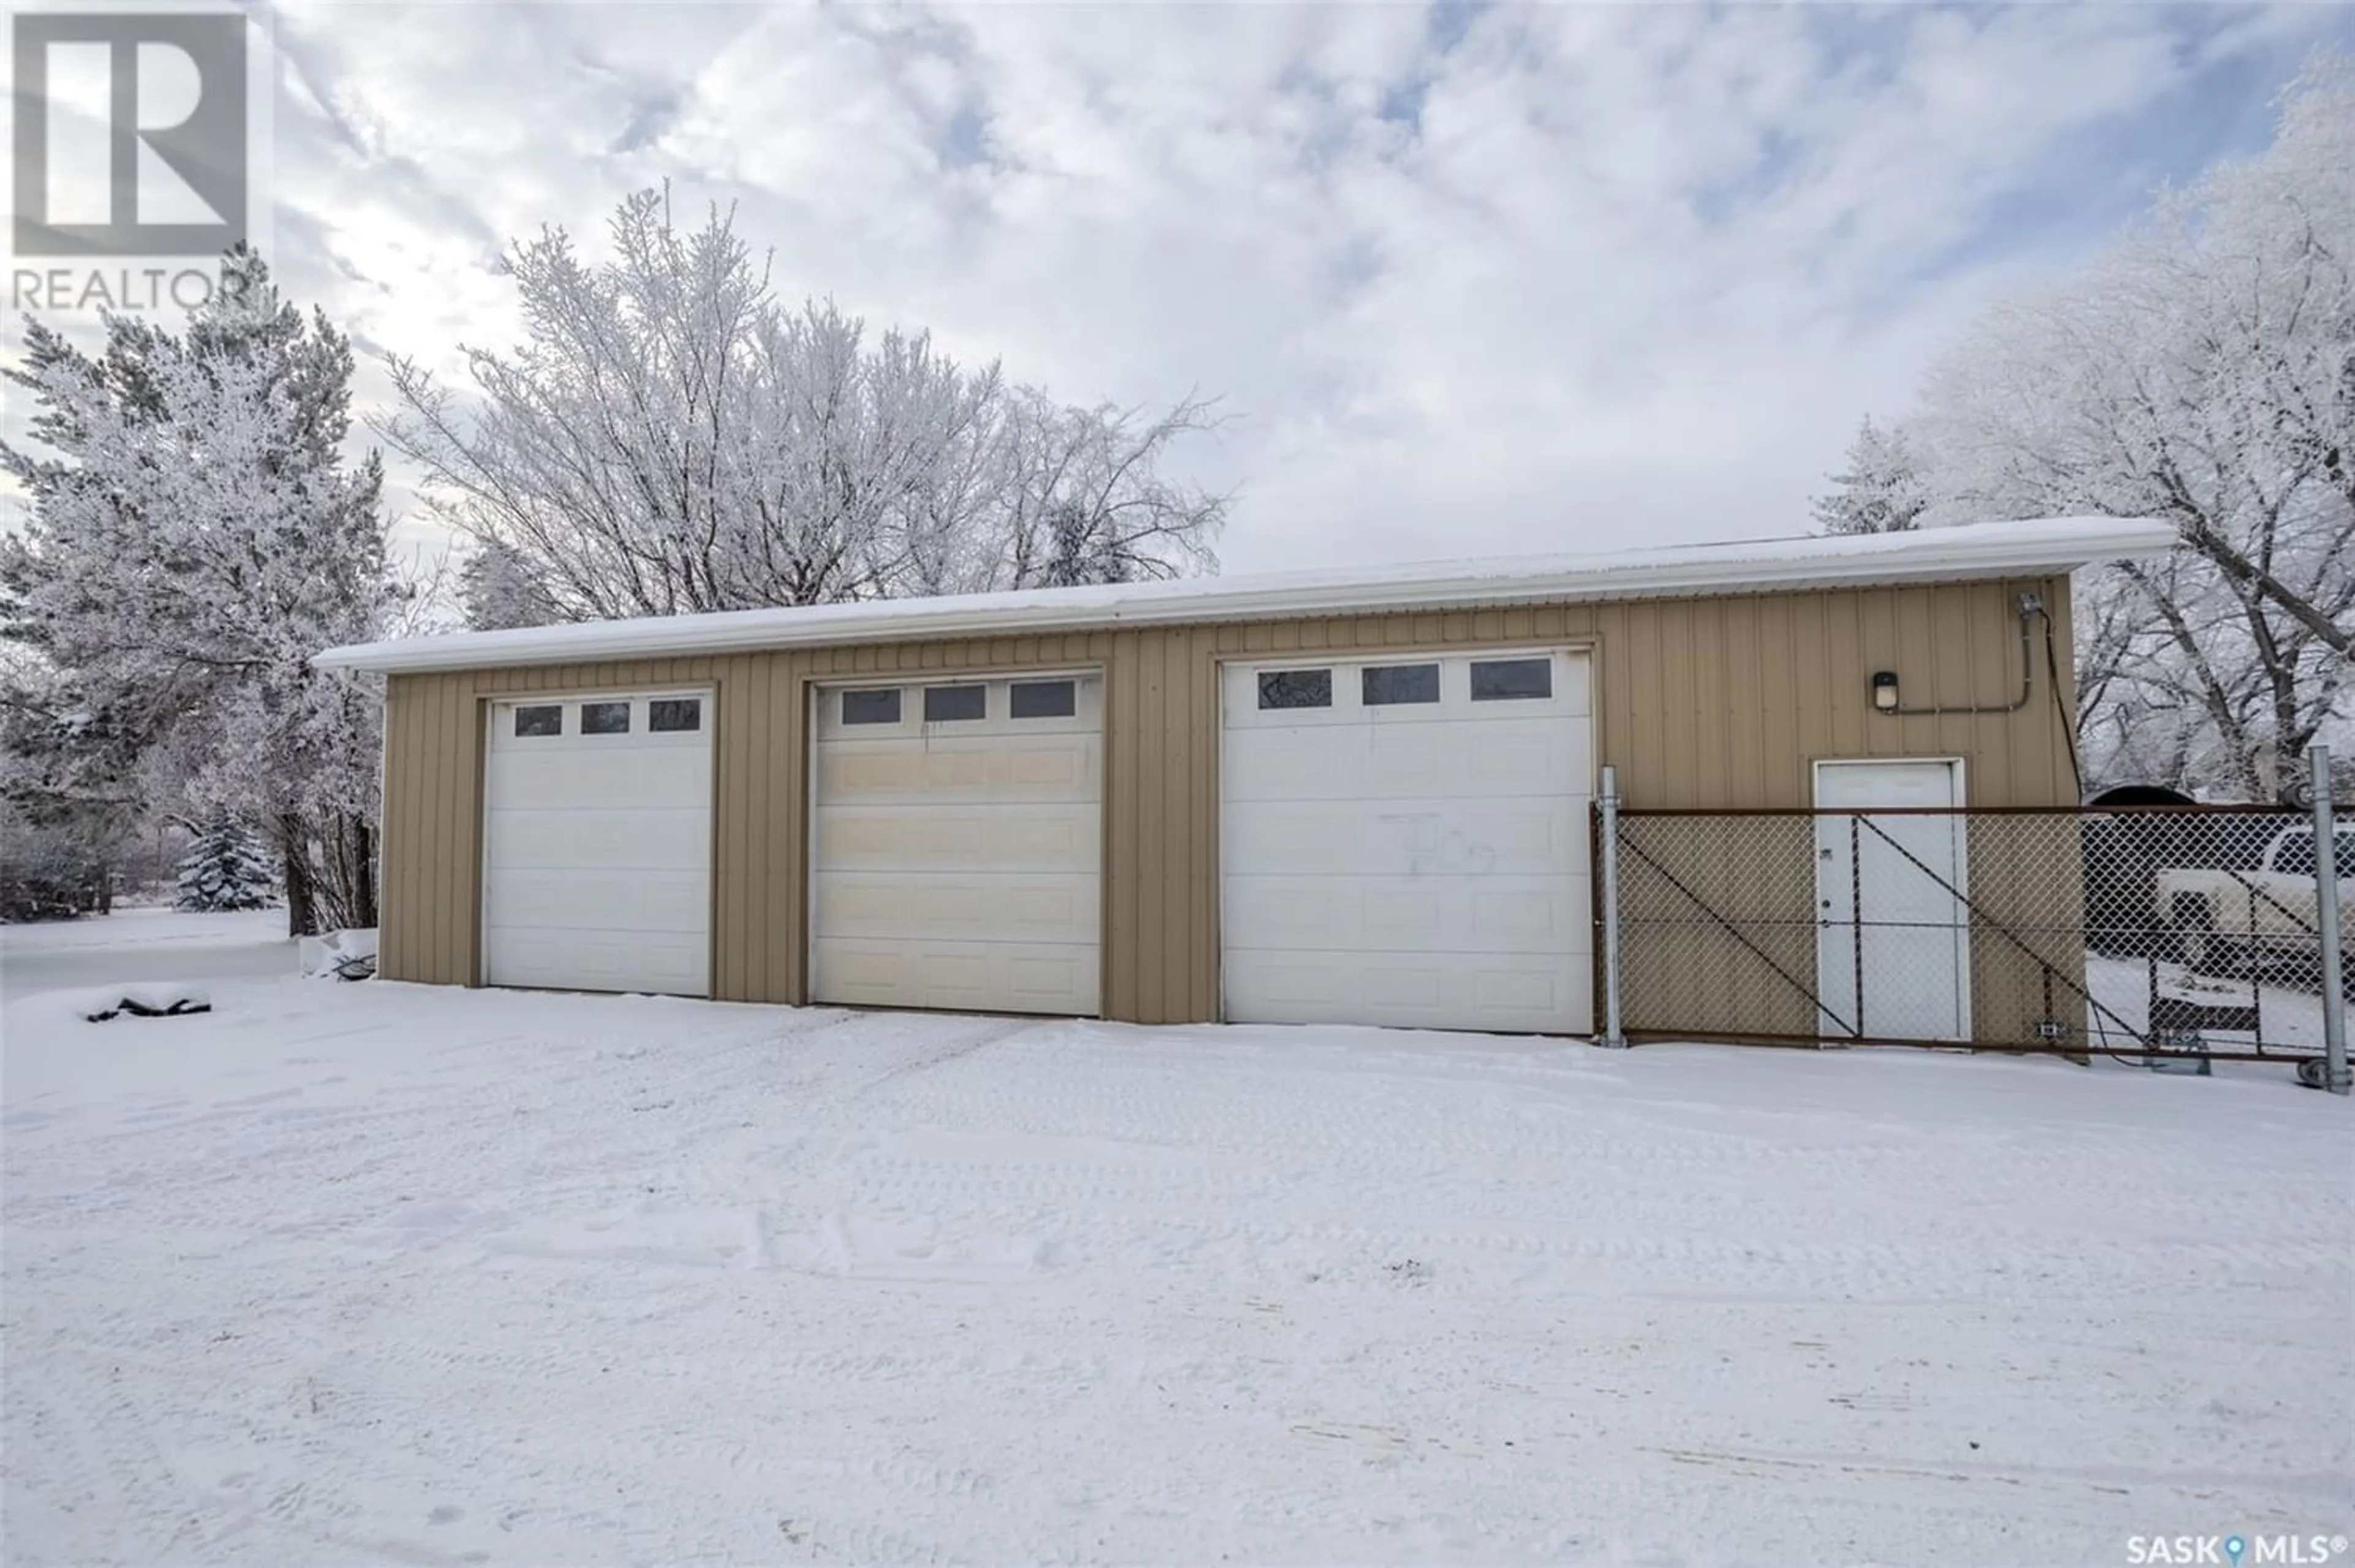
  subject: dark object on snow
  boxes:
[2080,787,2211,958]
[331,951,377,982]
[85,995,212,1022]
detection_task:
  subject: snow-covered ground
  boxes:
[0,907,296,997]
[2086,952,2337,1061]
[2,926,2348,1566]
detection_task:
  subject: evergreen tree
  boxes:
[1,248,399,933]
[459,538,561,630]
[1811,416,1928,535]
[174,819,275,912]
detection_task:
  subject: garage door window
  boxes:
[649,698,701,733]
[1471,658,1552,700]
[513,704,562,738]
[1010,679,1077,719]
[581,700,631,735]
[925,684,986,722]
[1362,664,1440,705]
[1258,670,1331,709]
[843,689,902,725]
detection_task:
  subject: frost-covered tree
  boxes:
[175,818,275,911]
[0,797,111,922]
[1,248,399,932]
[986,388,1223,592]
[0,645,147,901]
[1812,416,1928,535]
[378,188,1225,619]
[1909,56,2354,800]
[459,538,561,630]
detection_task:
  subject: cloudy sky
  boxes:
[17,2,2355,576]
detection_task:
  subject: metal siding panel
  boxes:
[1175,630,1203,1021]
[1925,587,1968,762]
[759,654,791,1002]
[382,678,415,979]
[1136,632,1168,1019]
[464,677,490,985]
[418,675,443,984]
[1162,630,1194,1020]
[1102,635,1136,1019]
[1722,597,1763,811]
[1896,586,1938,758]
[377,679,404,979]
[1108,635,1141,1020]
[473,675,498,984]
[718,657,750,1001]
[1756,598,1802,807]
[1660,599,1695,808]
[1631,601,1668,806]
[1691,600,1727,812]
[393,676,420,981]
[1791,594,1833,800]
[407,675,432,981]
[1825,591,1865,763]
[1197,627,1222,1020]
[1856,587,1899,765]
[775,656,806,1003]
[749,653,773,1000]
[424,675,445,984]
[1955,583,1996,790]
[434,675,462,985]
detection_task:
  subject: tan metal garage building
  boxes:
[316,517,2175,1037]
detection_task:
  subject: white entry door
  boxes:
[482,691,713,995]
[810,673,1102,1015]
[1813,759,1970,1041]
[1220,650,1593,1034]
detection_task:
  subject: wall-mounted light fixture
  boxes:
[1869,592,2051,719]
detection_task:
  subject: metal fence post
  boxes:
[2313,744,2348,1095]
[1598,765,1627,1047]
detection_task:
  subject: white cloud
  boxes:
[9,1,2342,579]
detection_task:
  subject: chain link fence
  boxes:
[1599,797,2351,1074]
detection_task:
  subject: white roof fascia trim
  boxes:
[317,516,2176,675]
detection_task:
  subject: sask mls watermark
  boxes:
[2127,1534,2351,1566]
[7,2,272,314]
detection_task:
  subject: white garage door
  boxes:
[1221,650,1593,1034]
[482,692,712,996]
[810,673,1101,1015]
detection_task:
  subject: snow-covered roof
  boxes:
[316,516,2177,675]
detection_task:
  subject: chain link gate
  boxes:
[1592,757,2351,1084]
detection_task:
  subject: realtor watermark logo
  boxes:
[7,1,270,312]
[2127,1534,2349,1565]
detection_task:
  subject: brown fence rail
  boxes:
[1601,802,2351,1066]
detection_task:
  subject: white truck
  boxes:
[2154,824,2355,980]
